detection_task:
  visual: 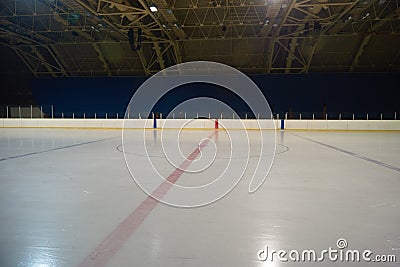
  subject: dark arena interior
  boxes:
[0,1,400,267]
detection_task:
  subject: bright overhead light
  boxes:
[149,4,158,12]
[362,12,370,19]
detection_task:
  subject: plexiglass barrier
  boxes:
[0,105,398,120]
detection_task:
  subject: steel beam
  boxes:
[304,0,360,72]
[92,42,112,76]
[266,0,297,73]
[350,6,400,72]
[284,38,298,73]
[48,45,69,76]
[12,47,38,77]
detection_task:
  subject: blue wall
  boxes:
[31,73,400,118]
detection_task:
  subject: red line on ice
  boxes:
[78,131,215,267]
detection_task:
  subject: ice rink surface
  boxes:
[0,128,399,267]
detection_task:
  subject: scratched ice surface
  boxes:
[0,128,399,267]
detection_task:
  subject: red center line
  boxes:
[78,131,216,267]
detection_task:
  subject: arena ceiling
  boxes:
[0,0,399,77]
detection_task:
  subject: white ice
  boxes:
[0,128,399,267]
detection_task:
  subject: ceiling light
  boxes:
[149,4,158,12]
[362,12,370,19]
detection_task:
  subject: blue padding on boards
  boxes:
[153,117,157,128]
[281,119,284,130]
